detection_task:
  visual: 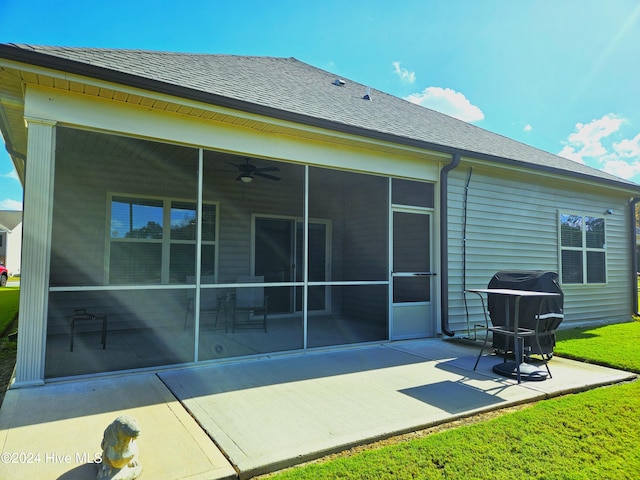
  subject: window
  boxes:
[109,195,216,284]
[559,213,606,284]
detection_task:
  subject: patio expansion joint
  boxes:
[381,342,446,362]
[155,373,243,478]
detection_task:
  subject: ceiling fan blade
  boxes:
[254,172,281,181]
[227,160,254,173]
[254,166,280,173]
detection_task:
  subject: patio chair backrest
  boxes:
[236,276,265,308]
[186,276,218,310]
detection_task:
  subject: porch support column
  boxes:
[13,118,56,388]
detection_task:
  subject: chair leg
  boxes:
[232,308,237,333]
[473,329,489,370]
[542,354,552,378]
[470,291,490,371]
[534,329,552,379]
[533,308,553,379]
[213,308,225,332]
[70,317,75,352]
[100,315,107,349]
[502,333,510,363]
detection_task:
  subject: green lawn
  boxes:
[266,321,640,479]
[0,286,19,336]
[555,321,640,373]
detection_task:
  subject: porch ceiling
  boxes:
[0,65,27,161]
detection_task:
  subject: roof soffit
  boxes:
[9,62,446,163]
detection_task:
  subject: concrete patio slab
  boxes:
[0,339,635,480]
[0,373,235,480]
[159,340,636,478]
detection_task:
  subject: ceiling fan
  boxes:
[229,158,281,183]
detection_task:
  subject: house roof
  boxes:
[1,43,639,191]
[0,210,22,232]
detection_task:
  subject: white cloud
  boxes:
[392,61,416,84]
[405,87,484,123]
[558,113,640,182]
[613,133,640,158]
[557,145,584,164]
[560,114,625,164]
[568,114,623,144]
[0,199,22,210]
[2,170,19,182]
[523,124,533,132]
[601,158,640,179]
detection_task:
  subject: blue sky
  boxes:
[1,0,640,210]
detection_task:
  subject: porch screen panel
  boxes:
[307,285,388,348]
[202,151,304,285]
[392,179,434,208]
[198,150,305,361]
[48,128,199,378]
[50,127,199,287]
[308,167,389,348]
[45,289,194,378]
[309,167,388,282]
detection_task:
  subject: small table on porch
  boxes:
[70,309,108,352]
[465,288,561,383]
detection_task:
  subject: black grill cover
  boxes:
[487,270,564,355]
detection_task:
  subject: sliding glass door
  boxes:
[254,216,329,315]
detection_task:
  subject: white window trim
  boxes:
[105,192,219,285]
[558,211,607,285]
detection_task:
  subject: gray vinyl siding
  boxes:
[446,164,633,334]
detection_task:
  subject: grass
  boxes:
[265,320,640,480]
[0,286,19,337]
[555,320,640,373]
[0,286,19,407]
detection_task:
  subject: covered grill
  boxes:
[487,270,564,355]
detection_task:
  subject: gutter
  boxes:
[440,153,461,336]
[631,198,640,316]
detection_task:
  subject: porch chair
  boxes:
[232,275,268,332]
[472,293,562,381]
[184,276,226,331]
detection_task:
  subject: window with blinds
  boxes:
[559,213,606,284]
[109,195,217,284]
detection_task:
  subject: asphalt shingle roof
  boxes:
[1,44,637,189]
[0,210,22,231]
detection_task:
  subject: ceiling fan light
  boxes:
[240,174,253,183]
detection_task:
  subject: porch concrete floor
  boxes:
[0,338,636,480]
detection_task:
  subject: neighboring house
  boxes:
[1,44,639,388]
[0,210,22,276]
